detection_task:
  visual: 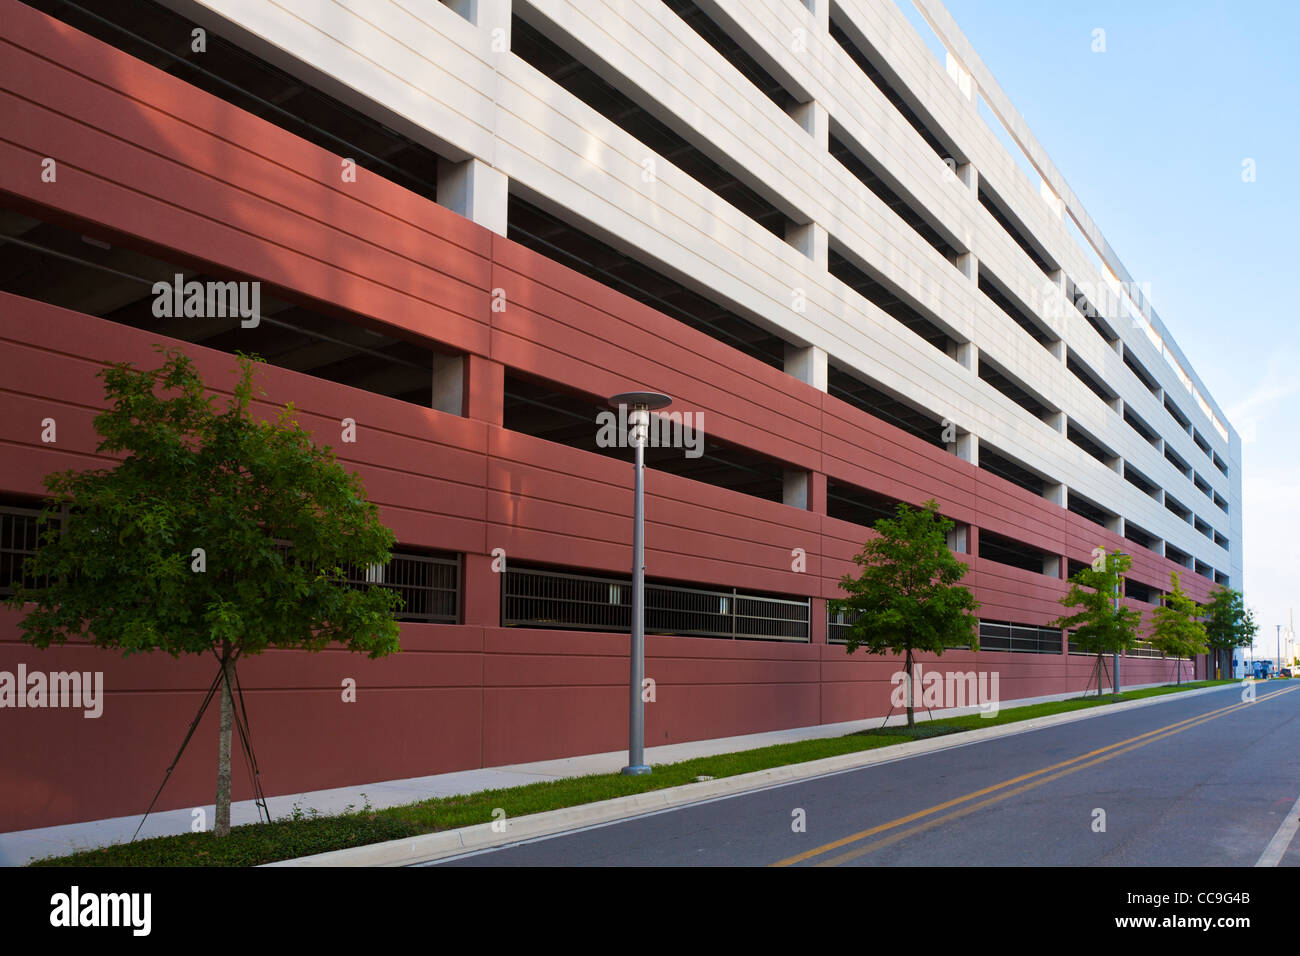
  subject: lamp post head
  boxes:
[609,392,672,450]
[608,391,672,411]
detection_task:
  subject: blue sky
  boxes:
[901,0,1300,662]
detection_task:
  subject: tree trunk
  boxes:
[215,643,234,838]
[905,649,915,728]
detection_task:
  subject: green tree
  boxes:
[1201,586,1257,679]
[1052,549,1143,697]
[5,347,402,837]
[829,499,980,727]
[1148,572,1208,684]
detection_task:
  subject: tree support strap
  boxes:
[130,654,269,842]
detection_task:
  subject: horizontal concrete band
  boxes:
[270,682,1237,867]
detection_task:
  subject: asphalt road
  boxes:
[430,682,1300,866]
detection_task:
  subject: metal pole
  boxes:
[609,390,668,776]
[1112,555,1121,698]
[1277,624,1281,678]
[624,406,650,775]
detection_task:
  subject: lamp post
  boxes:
[1112,552,1127,698]
[609,391,671,776]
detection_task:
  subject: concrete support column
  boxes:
[1045,411,1066,434]
[948,340,978,372]
[1042,554,1061,578]
[1044,481,1067,507]
[462,552,500,627]
[786,100,828,151]
[946,523,968,554]
[785,220,828,266]
[784,343,828,392]
[1039,179,1065,220]
[1042,269,1068,327]
[957,251,978,284]
[945,52,974,101]
[967,526,980,559]
[948,432,978,466]
[449,0,511,34]
[783,469,810,510]
[437,157,508,235]
[810,596,827,645]
[809,471,827,515]
[1106,514,1125,536]
[441,0,475,19]
[959,162,977,193]
[464,354,504,424]
[801,0,830,33]
[1048,339,1066,362]
[432,353,465,416]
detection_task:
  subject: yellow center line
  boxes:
[816,689,1298,866]
[772,685,1297,868]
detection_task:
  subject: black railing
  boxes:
[0,503,55,595]
[1127,641,1169,660]
[2,504,458,622]
[979,621,1063,655]
[345,553,460,624]
[503,566,809,642]
[828,607,974,649]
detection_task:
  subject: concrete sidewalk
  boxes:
[0,679,1212,866]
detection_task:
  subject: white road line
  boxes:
[1255,792,1300,867]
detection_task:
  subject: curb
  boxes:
[268,682,1239,867]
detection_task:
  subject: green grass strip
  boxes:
[29,679,1237,867]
